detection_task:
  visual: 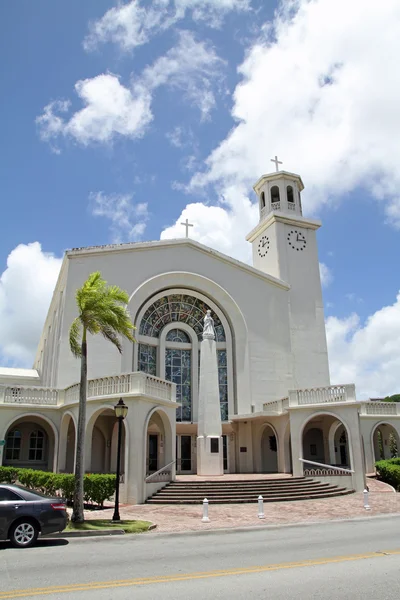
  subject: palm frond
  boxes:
[69,318,82,357]
[71,271,135,359]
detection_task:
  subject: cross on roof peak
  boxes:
[270,155,283,172]
[181,218,194,238]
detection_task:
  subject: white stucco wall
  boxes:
[51,240,298,416]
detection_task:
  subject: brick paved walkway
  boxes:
[82,478,399,534]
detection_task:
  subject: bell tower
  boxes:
[246,157,330,388]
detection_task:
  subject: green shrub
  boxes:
[375,458,400,491]
[0,467,116,507]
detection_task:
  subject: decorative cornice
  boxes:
[66,238,290,291]
[246,211,321,242]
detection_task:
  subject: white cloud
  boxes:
[37,32,223,147]
[160,185,257,262]
[326,293,400,399]
[37,74,152,149]
[186,0,400,228]
[90,192,149,243]
[0,243,62,367]
[84,0,250,51]
[319,262,333,287]
[142,30,225,120]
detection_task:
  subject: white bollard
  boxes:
[202,498,210,522]
[363,489,371,511]
[258,495,265,519]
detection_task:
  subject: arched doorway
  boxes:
[334,425,350,468]
[302,414,352,469]
[144,408,174,477]
[261,424,278,473]
[372,423,400,462]
[89,409,125,475]
[2,415,56,471]
[59,413,76,473]
[303,427,325,464]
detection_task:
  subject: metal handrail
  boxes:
[299,458,354,473]
[145,460,175,482]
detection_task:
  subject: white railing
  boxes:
[145,375,175,401]
[271,201,280,211]
[3,386,58,406]
[263,398,289,415]
[65,383,79,404]
[88,373,132,398]
[289,384,356,407]
[287,203,296,211]
[360,402,400,416]
[0,372,176,408]
[299,458,354,475]
[145,461,175,483]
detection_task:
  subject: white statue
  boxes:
[203,310,216,340]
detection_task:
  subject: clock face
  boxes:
[287,229,307,251]
[258,235,270,257]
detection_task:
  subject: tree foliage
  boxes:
[69,271,135,523]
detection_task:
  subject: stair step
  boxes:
[147,489,353,504]
[146,477,354,505]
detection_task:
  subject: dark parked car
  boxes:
[0,484,68,548]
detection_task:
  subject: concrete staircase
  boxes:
[146,477,354,504]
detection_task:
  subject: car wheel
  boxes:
[9,521,39,548]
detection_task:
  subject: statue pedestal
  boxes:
[197,337,223,476]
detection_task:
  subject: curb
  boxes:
[142,512,400,539]
[46,522,157,539]
[47,529,125,538]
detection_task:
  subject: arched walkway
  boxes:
[88,408,126,475]
[2,415,57,472]
[58,412,76,473]
[144,408,174,476]
[372,423,399,462]
[302,414,351,469]
[260,424,278,473]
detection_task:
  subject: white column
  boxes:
[197,331,223,476]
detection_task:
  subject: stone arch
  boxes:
[59,411,76,473]
[270,185,280,204]
[85,405,128,475]
[143,406,174,477]
[123,272,251,415]
[2,413,58,472]
[283,420,292,473]
[259,422,279,473]
[371,422,400,462]
[299,412,354,470]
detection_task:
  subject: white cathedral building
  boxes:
[1,165,399,504]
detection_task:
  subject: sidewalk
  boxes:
[83,479,399,534]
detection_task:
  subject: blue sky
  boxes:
[1,0,400,399]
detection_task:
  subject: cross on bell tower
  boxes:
[270,155,283,172]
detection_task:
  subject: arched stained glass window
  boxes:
[139,294,226,342]
[166,329,190,343]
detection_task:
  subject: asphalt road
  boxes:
[1,516,400,599]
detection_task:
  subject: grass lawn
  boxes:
[66,519,152,534]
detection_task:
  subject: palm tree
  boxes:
[69,272,135,523]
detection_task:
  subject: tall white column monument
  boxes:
[197,310,224,476]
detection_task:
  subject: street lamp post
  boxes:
[112,398,128,522]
